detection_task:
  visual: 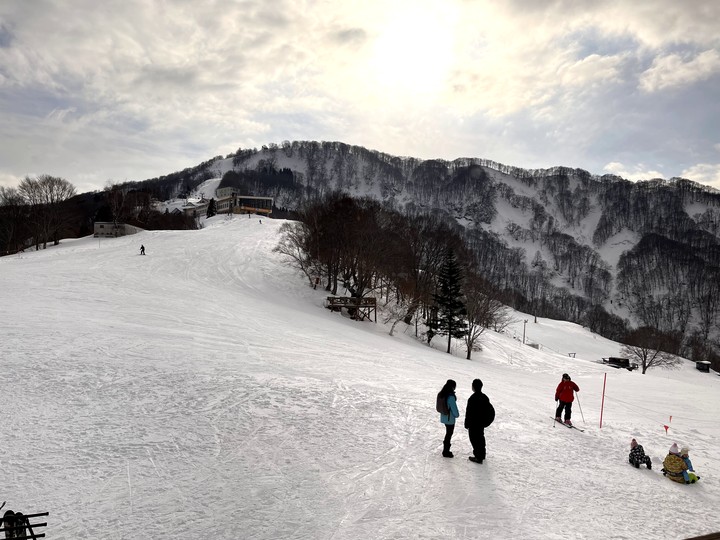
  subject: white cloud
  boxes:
[498,0,720,49]
[46,107,77,122]
[559,53,625,87]
[639,50,720,92]
[0,171,23,189]
[603,161,667,181]
[680,163,720,189]
[0,1,719,191]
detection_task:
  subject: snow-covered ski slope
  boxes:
[1,215,719,540]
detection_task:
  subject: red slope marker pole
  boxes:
[600,373,607,429]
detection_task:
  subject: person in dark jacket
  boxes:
[628,438,652,469]
[554,373,580,426]
[437,379,460,458]
[465,378,492,464]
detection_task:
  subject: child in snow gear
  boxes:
[465,379,493,464]
[662,443,693,483]
[437,379,460,458]
[629,438,652,469]
[680,447,700,483]
[554,373,580,426]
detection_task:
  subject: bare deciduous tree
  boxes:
[105,181,130,229]
[274,222,320,286]
[0,186,27,254]
[382,297,415,337]
[18,175,76,249]
[463,273,510,359]
[621,327,683,374]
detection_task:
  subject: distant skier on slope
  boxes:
[140,244,145,255]
[629,438,652,469]
[465,378,495,464]
[554,373,579,426]
[436,379,460,458]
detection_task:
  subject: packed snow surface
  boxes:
[1,215,719,539]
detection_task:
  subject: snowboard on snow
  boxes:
[551,417,584,432]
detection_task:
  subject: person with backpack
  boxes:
[464,378,495,464]
[554,373,579,426]
[437,379,460,458]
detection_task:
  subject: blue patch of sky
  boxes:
[0,85,155,137]
[560,27,639,58]
[118,116,151,134]
[586,78,719,173]
[0,24,12,48]
[0,87,81,118]
[562,27,710,73]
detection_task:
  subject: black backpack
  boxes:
[436,394,450,416]
[482,401,495,428]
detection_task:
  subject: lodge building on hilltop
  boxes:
[215,193,273,217]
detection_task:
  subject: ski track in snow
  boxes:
[1,216,719,539]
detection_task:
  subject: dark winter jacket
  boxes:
[555,380,579,403]
[464,391,492,430]
[629,445,648,462]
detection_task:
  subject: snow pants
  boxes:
[555,400,573,420]
[443,423,455,447]
[629,454,652,468]
[468,427,486,460]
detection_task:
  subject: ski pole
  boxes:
[575,391,585,424]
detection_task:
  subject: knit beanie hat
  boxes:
[680,446,689,455]
[669,443,680,455]
[630,439,638,448]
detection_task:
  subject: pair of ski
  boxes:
[551,417,584,432]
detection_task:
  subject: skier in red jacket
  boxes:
[554,373,580,426]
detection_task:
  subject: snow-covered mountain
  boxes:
[1,215,718,539]
[142,141,720,342]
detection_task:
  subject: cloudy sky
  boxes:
[1,0,719,194]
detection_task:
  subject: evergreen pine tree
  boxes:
[206,198,217,218]
[427,248,468,353]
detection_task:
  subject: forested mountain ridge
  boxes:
[141,140,720,347]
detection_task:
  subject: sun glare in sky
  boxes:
[368,5,458,97]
